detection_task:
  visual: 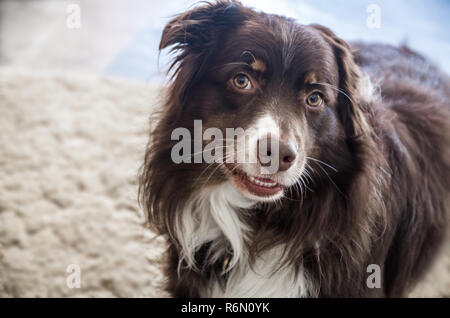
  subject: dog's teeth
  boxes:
[248,175,277,188]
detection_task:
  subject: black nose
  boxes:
[257,136,297,172]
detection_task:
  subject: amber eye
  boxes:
[306,92,323,107]
[233,73,252,90]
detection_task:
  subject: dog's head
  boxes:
[151,0,371,204]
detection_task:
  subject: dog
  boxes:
[140,0,450,297]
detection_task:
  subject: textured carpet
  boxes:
[0,68,167,297]
[0,68,448,297]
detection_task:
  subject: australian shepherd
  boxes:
[140,0,450,297]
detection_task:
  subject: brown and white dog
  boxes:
[140,0,450,297]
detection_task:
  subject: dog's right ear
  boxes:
[160,0,245,52]
[160,1,248,105]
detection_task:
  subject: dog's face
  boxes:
[161,1,365,202]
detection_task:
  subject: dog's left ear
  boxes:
[310,24,370,137]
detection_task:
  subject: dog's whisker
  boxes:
[315,82,354,104]
[306,156,338,172]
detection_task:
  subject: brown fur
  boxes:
[139,1,450,297]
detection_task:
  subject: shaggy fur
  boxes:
[139,0,450,297]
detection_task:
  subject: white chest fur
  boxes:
[205,246,312,298]
[174,182,314,298]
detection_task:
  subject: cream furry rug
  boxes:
[0,68,167,297]
[0,68,448,297]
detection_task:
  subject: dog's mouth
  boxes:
[225,165,284,199]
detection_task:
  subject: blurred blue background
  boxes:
[1,0,448,83]
[105,0,450,83]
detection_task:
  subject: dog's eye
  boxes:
[233,74,252,90]
[306,93,323,107]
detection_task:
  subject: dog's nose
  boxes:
[257,136,297,172]
[278,140,297,171]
